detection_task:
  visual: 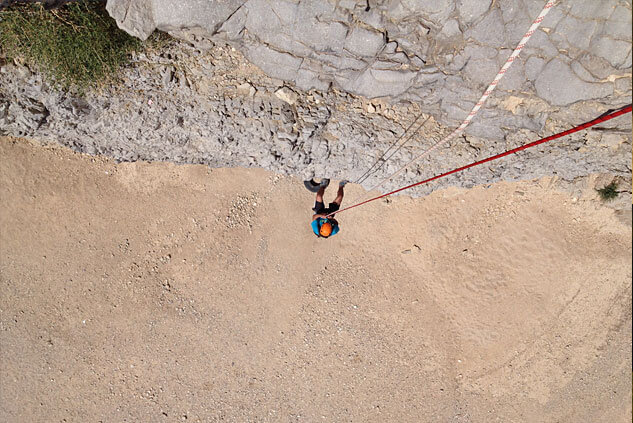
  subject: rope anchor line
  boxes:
[327,105,632,218]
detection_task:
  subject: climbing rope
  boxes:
[354,114,431,185]
[357,0,558,195]
[327,105,632,218]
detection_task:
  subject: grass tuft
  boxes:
[0,1,141,90]
[596,181,619,201]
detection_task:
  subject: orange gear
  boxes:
[319,221,333,237]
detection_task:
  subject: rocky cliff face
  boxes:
[1,0,631,195]
[106,0,632,138]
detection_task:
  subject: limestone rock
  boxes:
[275,87,298,105]
[344,28,384,57]
[103,0,631,137]
[457,0,492,24]
[106,0,156,40]
[237,82,256,97]
[535,59,613,106]
[107,0,246,40]
[2,1,631,197]
[589,36,632,68]
[244,45,303,81]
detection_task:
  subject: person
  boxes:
[311,180,347,238]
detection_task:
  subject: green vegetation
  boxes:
[0,1,141,90]
[596,181,619,201]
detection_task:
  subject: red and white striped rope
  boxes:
[362,0,557,195]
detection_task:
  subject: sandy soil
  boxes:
[1,136,631,422]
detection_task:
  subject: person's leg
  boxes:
[316,186,326,203]
[333,185,344,205]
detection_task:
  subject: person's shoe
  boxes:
[339,180,348,187]
[304,179,321,192]
[319,178,330,188]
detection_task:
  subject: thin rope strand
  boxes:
[357,116,431,185]
[354,112,427,184]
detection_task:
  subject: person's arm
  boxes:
[312,213,327,221]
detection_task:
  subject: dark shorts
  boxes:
[313,201,340,216]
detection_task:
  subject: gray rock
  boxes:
[554,14,598,52]
[300,22,349,54]
[356,8,384,30]
[388,0,454,24]
[417,0,455,24]
[106,0,156,40]
[537,4,565,29]
[457,0,491,24]
[571,61,598,83]
[463,56,500,87]
[464,44,499,60]
[624,49,633,69]
[464,8,506,48]
[344,28,384,57]
[337,0,356,10]
[295,67,331,92]
[107,0,246,40]
[440,19,461,38]
[346,67,417,98]
[501,0,532,45]
[605,5,633,41]
[568,0,617,20]
[521,29,559,58]
[315,53,366,71]
[4,0,630,196]
[217,5,248,40]
[496,51,525,92]
[104,0,631,131]
[524,56,545,81]
[535,58,614,106]
[589,36,632,68]
[153,0,246,34]
[615,76,632,93]
[245,45,303,81]
[384,41,398,54]
[578,53,619,79]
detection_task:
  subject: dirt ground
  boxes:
[0,136,631,422]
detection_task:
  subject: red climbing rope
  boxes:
[328,105,632,218]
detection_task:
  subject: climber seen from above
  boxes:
[310,179,347,238]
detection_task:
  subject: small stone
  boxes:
[441,19,461,38]
[237,82,256,97]
[275,87,298,105]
